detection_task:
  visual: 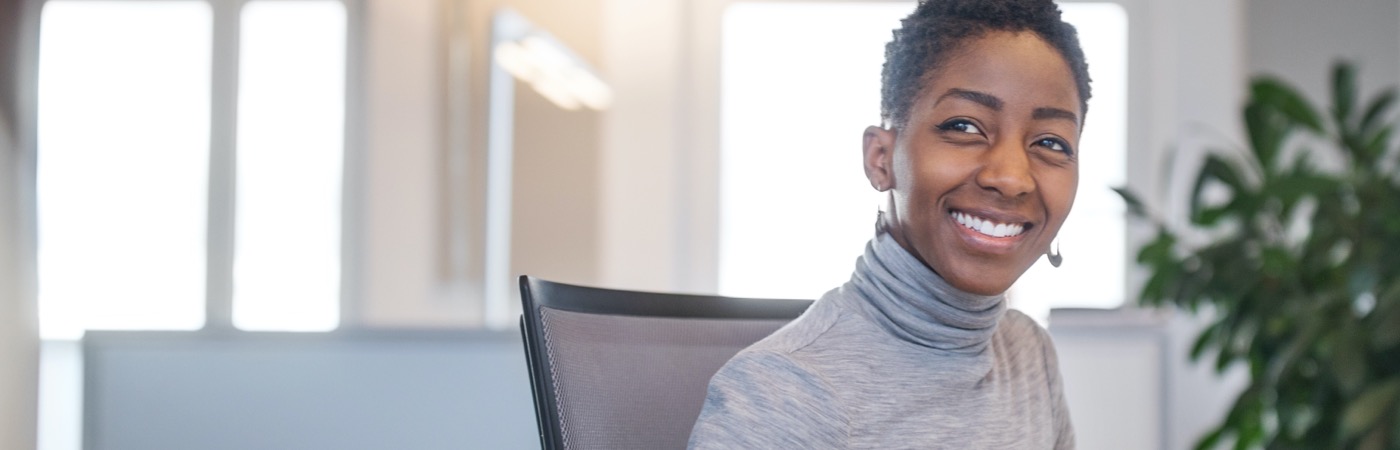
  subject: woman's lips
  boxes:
[947,210,1033,253]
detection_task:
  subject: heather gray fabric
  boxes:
[689,233,1075,449]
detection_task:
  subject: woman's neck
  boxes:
[847,232,1007,353]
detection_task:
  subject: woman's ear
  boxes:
[863,125,897,191]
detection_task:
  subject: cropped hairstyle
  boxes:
[880,0,1092,129]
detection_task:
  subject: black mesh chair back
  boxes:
[518,275,812,450]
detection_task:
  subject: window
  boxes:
[233,1,347,331]
[718,2,1128,320]
[36,0,352,338]
[37,1,213,339]
[718,2,904,301]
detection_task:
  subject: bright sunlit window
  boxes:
[37,1,212,339]
[719,2,903,300]
[36,0,351,337]
[233,0,347,331]
[719,2,1128,320]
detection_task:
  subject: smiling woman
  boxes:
[691,0,1089,447]
[867,31,1083,297]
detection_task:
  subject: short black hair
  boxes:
[880,0,1092,129]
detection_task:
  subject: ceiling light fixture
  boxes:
[491,13,612,111]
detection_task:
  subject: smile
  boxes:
[951,211,1026,238]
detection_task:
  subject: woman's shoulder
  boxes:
[693,346,851,448]
[994,309,1062,362]
[707,287,871,387]
[744,287,853,355]
[712,347,821,385]
[994,308,1065,376]
[998,308,1052,342]
[697,315,854,448]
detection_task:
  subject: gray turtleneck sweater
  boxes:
[688,234,1074,449]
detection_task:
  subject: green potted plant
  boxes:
[1116,62,1400,449]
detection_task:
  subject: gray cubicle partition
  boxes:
[82,330,538,450]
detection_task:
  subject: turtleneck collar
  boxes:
[846,232,1007,354]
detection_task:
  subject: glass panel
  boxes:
[233,0,346,331]
[718,2,1130,319]
[37,1,212,339]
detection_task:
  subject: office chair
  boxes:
[518,275,812,450]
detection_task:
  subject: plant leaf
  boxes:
[1358,88,1396,135]
[1191,321,1222,361]
[1333,332,1368,395]
[1112,186,1148,218]
[1363,126,1392,164]
[1245,101,1286,170]
[1190,155,1248,226]
[1333,61,1358,125]
[1268,172,1334,208]
[1216,341,1238,373]
[1340,378,1400,440]
[1194,426,1227,450]
[1370,281,1400,349]
[1137,232,1178,266]
[1255,77,1326,133]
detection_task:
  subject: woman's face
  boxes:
[863,31,1081,296]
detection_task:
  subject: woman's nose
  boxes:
[975,140,1035,198]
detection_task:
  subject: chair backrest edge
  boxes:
[522,276,812,319]
[519,275,565,450]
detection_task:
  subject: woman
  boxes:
[689,0,1089,448]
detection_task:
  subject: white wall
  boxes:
[1,0,39,448]
[1053,315,1166,450]
[359,0,607,328]
[1247,0,1400,106]
[460,0,606,325]
[1,112,39,450]
[360,0,477,327]
[599,0,687,292]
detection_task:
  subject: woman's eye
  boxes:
[1037,137,1074,156]
[937,119,982,135]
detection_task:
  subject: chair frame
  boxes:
[518,275,812,450]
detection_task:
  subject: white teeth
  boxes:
[952,212,1025,238]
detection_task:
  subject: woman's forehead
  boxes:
[912,31,1081,119]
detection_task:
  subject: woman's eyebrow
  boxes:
[1032,107,1080,126]
[937,88,1080,126]
[937,88,1003,110]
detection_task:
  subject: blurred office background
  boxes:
[1,0,1397,448]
